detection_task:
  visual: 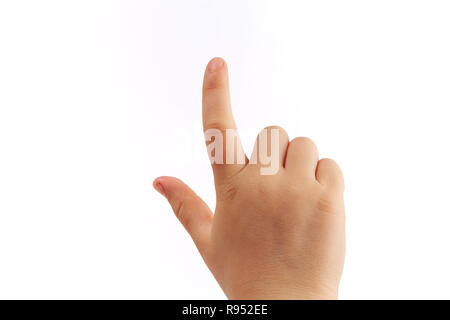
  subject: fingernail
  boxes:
[153,178,166,197]
[207,57,224,72]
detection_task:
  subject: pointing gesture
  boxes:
[154,58,345,299]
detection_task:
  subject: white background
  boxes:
[0,0,449,299]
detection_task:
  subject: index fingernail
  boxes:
[207,58,224,72]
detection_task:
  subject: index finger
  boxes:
[202,58,247,180]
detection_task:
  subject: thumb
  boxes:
[153,176,213,255]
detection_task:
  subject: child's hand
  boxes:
[153,58,345,300]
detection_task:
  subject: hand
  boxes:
[153,57,345,300]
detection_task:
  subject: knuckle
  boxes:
[224,184,239,201]
[315,193,343,215]
[319,158,338,167]
[318,158,345,189]
[217,180,240,202]
[203,78,226,90]
[291,137,317,150]
[260,125,287,136]
[316,196,336,213]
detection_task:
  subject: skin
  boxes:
[153,57,345,300]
